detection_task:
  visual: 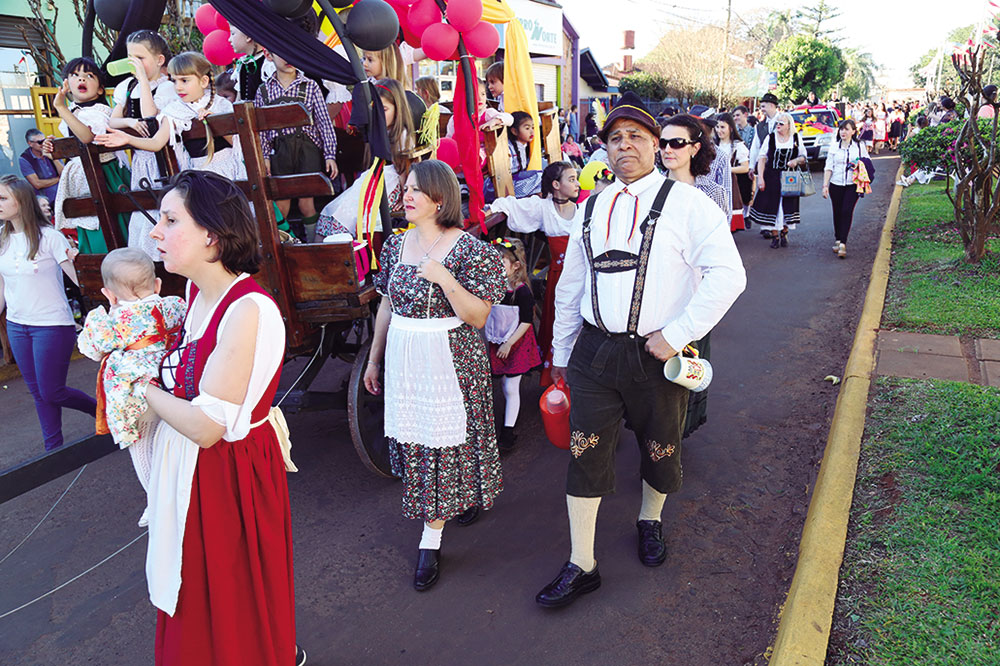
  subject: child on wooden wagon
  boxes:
[508,111,543,197]
[486,237,541,452]
[316,79,414,239]
[96,52,244,182]
[46,57,132,254]
[485,161,579,385]
[227,24,273,102]
[485,60,505,111]
[256,48,339,241]
[108,30,179,262]
[77,248,186,519]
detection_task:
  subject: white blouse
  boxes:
[160,274,285,439]
[824,141,870,187]
[488,195,577,237]
[0,227,74,326]
[112,75,179,114]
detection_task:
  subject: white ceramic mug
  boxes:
[664,355,713,392]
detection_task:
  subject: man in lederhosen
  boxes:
[536,92,747,607]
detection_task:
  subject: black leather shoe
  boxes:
[770,235,781,249]
[295,645,307,666]
[636,520,667,567]
[779,230,788,248]
[535,561,601,608]
[456,505,480,526]
[414,549,440,591]
[498,426,516,453]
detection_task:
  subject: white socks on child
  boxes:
[638,480,667,522]
[502,375,521,427]
[567,494,601,572]
[419,522,444,550]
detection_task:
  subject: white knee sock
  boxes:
[418,522,444,550]
[502,375,521,427]
[638,480,667,522]
[567,494,601,572]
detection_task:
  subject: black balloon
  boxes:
[94,0,129,31]
[346,0,399,52]
[264,0,313,18]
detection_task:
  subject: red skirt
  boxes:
[490,326,542,376]
[155,427,295,666]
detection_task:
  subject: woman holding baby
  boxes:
[0,174,96,451]
[142,170,300,666]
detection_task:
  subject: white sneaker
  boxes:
[838,244,847,259]
[832,241,842,253]
[137,506,149,528]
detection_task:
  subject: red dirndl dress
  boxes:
[538,234,568,386]
[153,277,295,666]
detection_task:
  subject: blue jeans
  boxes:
[7,322,97,451]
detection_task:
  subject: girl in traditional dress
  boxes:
[108,30,179,261]
[508,111,542,197]
[228,25,273,102]
[747,111,808,249]
[713,112,751,232]
[486,238,541,452]
[48,57,132,254]
[97,52,244,182]
[0,175,96,451]
[316,79,414,238]
[874,103,888,155]
[485,161,578,385]
[142,171,301,666]
[363,160,506,591]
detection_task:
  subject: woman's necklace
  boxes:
[416,229,446,260]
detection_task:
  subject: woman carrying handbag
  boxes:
[747,112,808,249]
[822,119,869,259]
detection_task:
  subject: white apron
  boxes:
[383,315,467,449]
[484,303,520,344]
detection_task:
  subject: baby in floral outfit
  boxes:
[78,248,186,502]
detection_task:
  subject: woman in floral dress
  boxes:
[363,160,506,592]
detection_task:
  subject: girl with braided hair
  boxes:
[96,52,244,182]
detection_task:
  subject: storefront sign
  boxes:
[498,0,563,56]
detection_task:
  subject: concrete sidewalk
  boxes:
[876,330,1000,386]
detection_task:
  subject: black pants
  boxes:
[566,324,689,497]
[829,183,860,244]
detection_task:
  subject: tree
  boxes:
[736,8,800,63]
[796,0,843,41]
[840,49,879,101]
[618,72,671,102]
[764,35,846,103]
[910,25,976,91]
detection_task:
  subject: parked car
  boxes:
[790,105,841,164]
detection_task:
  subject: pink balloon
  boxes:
[408,0,442,36]
[446,0,482,33]
[437,137,461,172]
[215,12,230,33]
[194,4,220,35]
[203,29,237,66]
[464,20,500,58]
[421,21,459,61]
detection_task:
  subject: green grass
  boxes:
[884,183,1000,338]
[829,377,1000,665]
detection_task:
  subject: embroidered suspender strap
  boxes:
[626,179,674,332]
[581,193,608,332]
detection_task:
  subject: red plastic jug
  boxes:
[539,379,571,449]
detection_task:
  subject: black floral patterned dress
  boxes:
[374,231,507,521]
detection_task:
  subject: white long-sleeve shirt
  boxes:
[824,140,870,186]
[748,113,778,167]
[488,195,577,237]
[551,170,747,366]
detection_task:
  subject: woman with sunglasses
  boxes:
[747,111,808,248]
[658,115,727,214]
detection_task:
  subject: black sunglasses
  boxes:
[660,137,698,150]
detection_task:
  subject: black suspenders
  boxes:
[581,178,675,334]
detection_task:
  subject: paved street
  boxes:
[0,157,899,666]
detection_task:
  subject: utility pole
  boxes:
[718,0,732,107]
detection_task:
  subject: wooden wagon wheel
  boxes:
[347,339,396,478]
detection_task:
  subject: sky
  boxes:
[565,0,991,89]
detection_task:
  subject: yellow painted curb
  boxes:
[769,165,905,665]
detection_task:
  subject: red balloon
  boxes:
[215,12,230,33]
[446,0,482,33]
[408,0,442,36]
[194,4,220,35]
[421,22,459,61]
[464,20,499,58]
[437,137,461,172]
[203,29,237,66]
